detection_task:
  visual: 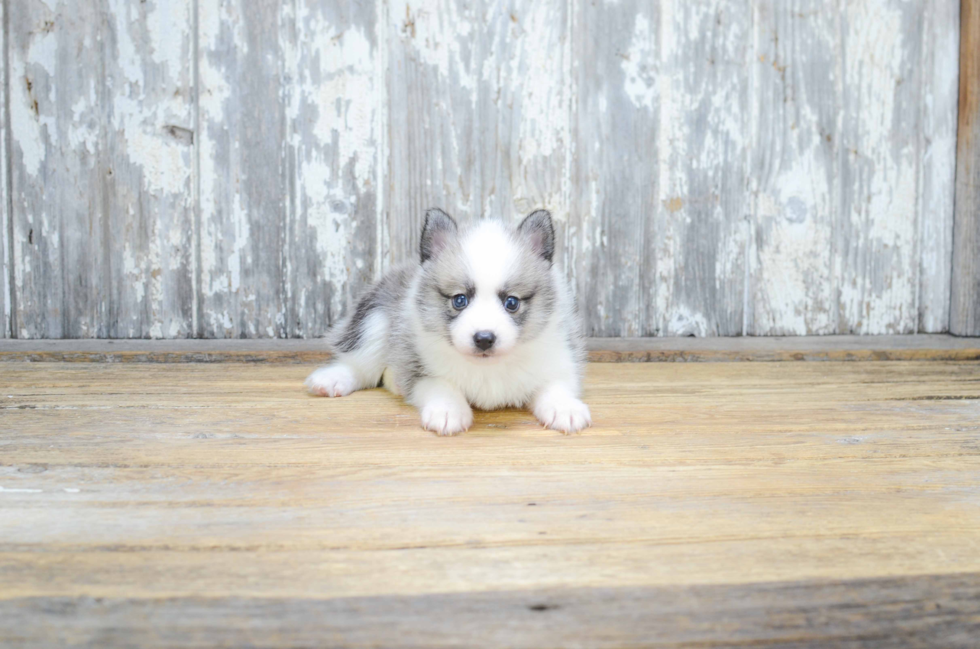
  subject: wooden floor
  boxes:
[2,360,980,647]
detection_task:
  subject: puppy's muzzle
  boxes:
[473,331,496,351]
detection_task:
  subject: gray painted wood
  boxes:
[283,0,382,338]
[746,0,838,336]
[748,0,959,336]
[197,1,288,338]
[952,0,980,336]
[104,0,196,339]
[386,0,571,270]
[4,574,980,648]
[919,0,960,333]
[567,0,658,337]
[656,0,750,337]
[1,0,9,339]
[8,0,107,338]
[7,0,195,339]
[838,0,928,334]
[1,0,966,338]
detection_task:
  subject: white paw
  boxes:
[534,395,592,434]
[305,365,358,397]
[420,399,473,436]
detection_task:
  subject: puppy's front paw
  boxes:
[534,395,592,434]
[420,400,473,436]
[305,365,358,397]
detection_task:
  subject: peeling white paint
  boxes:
[0,486,43,494]
[622,14,657,110]
[4,0,964,339]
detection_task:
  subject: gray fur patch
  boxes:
[517,210,556,263]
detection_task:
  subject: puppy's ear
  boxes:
[420,208,459,263]
[517,209,555,263]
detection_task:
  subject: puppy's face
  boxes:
[416,209,557,360]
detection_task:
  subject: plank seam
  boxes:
[2,0,15,339]
[192,0,202,338]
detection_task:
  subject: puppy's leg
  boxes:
[532,383,592,434]
[410,378,473,436]
[306,311,388,398]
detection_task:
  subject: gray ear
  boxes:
[517,210,555,263]
[420,208,459,263]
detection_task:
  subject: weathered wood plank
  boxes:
[837,0,924,334]
[918,0,960,333]
[103,0,196,338]
[567,0,658,337]
[281,0,382,337]
[952,0,980,335]
[385,0,570,267]
[569,0,750,337]
[3,574,979,648]
[0,0,966,340]
[654,0,750,336]
[5,0,194,340]
[8,0,107,338]
[1,334,979,363]
[746,1,837,336]
[197,0,287,337]
[1,0,10,339]
[1,361,979,645]
[385,0,481,264]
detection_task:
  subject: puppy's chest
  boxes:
[427,350,552,409]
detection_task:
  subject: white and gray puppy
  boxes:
[304,208,591,435]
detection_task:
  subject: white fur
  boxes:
[305,311,388,396]
[449,223,521,356]
[306,219,590,435]
[412,377,474,436]
[412,274,579,410]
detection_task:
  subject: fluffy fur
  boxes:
[305,209,590,436]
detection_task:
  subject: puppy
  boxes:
[304,208,591,435]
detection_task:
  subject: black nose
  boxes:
[473,331,496,351]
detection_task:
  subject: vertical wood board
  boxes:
[103,0,196,338]
[198,0,287,338]
[1,0,9,338]
[0,0,966,338]
[8,0,107,338]
[952,0,980,335]
[746,0,838,336]
[385,0,570,268]
[282,0,382,337]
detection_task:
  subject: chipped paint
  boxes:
[2,0,964,338]
[622,14,657,110]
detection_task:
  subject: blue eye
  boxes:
[504,296,520,312]
[452,294,468,310]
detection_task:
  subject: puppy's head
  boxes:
[416,208,557,360]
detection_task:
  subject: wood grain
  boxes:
[6,1,196,339]
[8,0,107,338]
[952,0,980,335]
[1,0,9,339]
[747,0,837,336]
[567,0,657,337]
[0,1,966,338]
[3,574,979,648]
[197,0,287,338]
[2,335,979,363]
[1,360,979,644]
[384,0,570,267]
[103,0,196,339]
[282,0,382,337]
[918,0,960,333]
[838,0,924,334]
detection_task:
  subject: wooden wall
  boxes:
[0,0,963,339]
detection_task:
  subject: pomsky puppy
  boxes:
[304,208,591,435]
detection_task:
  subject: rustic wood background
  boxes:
[0,0,965,339]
